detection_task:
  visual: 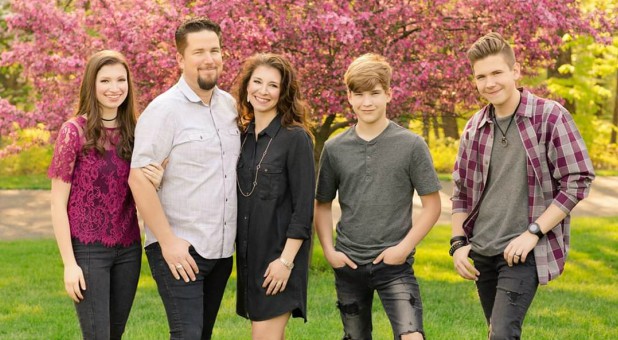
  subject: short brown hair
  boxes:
[175,17,222,55]
[344,53,392,93]
[467,32,516,67]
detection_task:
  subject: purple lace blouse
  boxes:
[48,116,140,246]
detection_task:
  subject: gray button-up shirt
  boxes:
[132,76,240,259]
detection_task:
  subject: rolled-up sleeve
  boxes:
[285,130,316,240]
[548,109,595,213]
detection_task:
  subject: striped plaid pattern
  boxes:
[452,89,595,284]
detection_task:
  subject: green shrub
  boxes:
[428,137,459,174]
[0,125,53,176]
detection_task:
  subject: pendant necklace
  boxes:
[491,98,521,147]
[237,131,273,197]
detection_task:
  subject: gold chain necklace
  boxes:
[237,133,274,197]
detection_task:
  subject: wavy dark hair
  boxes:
[233,53,313,139]
[76,50,137,160]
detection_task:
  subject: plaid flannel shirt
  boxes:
[452,89,595,284]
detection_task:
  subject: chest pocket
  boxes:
[258,163,285,200]
[174,131,216,163]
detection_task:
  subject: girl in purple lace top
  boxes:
[48,50,164,339]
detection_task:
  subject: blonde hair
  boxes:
[344,53,392,93]
[467,32,516,68]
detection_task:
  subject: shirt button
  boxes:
[244,216,248,220]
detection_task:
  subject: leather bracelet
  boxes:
[279,257,294,270]
[450,235,468,246]
[449,240,468,256]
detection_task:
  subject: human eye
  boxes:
[99,79,109,83]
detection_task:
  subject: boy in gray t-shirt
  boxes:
[315,54,442,340]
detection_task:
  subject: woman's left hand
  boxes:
[262,258,292,296]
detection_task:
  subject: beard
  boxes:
[197,74,217,91]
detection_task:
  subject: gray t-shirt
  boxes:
[316,121,441,264]
[471,114,529,256]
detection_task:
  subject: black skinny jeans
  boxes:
[470,251,539,340]
[72,239,142,340]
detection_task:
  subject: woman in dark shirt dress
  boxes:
[233,53,315,339]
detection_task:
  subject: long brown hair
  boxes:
[76,50,137,160]
[233,53,313,138]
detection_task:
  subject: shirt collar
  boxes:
[177,75,220,104]
[247,114,283,138]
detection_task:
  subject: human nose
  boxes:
[110,81,121,91]
[361,94,372,106]
[202,52,214,64]
[485,75,496,87]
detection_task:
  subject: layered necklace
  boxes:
[237,131,273,197]
[491,97,521,147]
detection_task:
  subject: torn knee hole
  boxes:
[337,301,360,315]
[505,290,523,305]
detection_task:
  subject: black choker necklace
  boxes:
[101,115,117,122]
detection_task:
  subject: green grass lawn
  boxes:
[1,217,616,339]
[0,174,51,190]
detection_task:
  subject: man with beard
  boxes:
[129,17,240,339]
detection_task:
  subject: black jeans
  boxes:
[145,242,232,340]
[333,260,424,340]
[72,239,142,340]
[470,251,539,340]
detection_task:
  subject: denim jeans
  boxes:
[470,251,539,340]
[333,260,424,340]
[72,239,142,340]
[145,242,232,340]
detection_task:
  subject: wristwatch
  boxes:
[527,222,544,238]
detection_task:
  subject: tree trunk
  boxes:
[431,115,440,140]
[422,112,430,145]
[441,103,459,139]
[548,45,576,114]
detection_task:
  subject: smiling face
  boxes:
[247,65,282,117]
[473,54,521,116]
[176,29,223,95]
[347,84,392,126]
[95,63,128,116]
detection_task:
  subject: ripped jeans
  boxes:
[333,259,423,340]
[470,251,539,340]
